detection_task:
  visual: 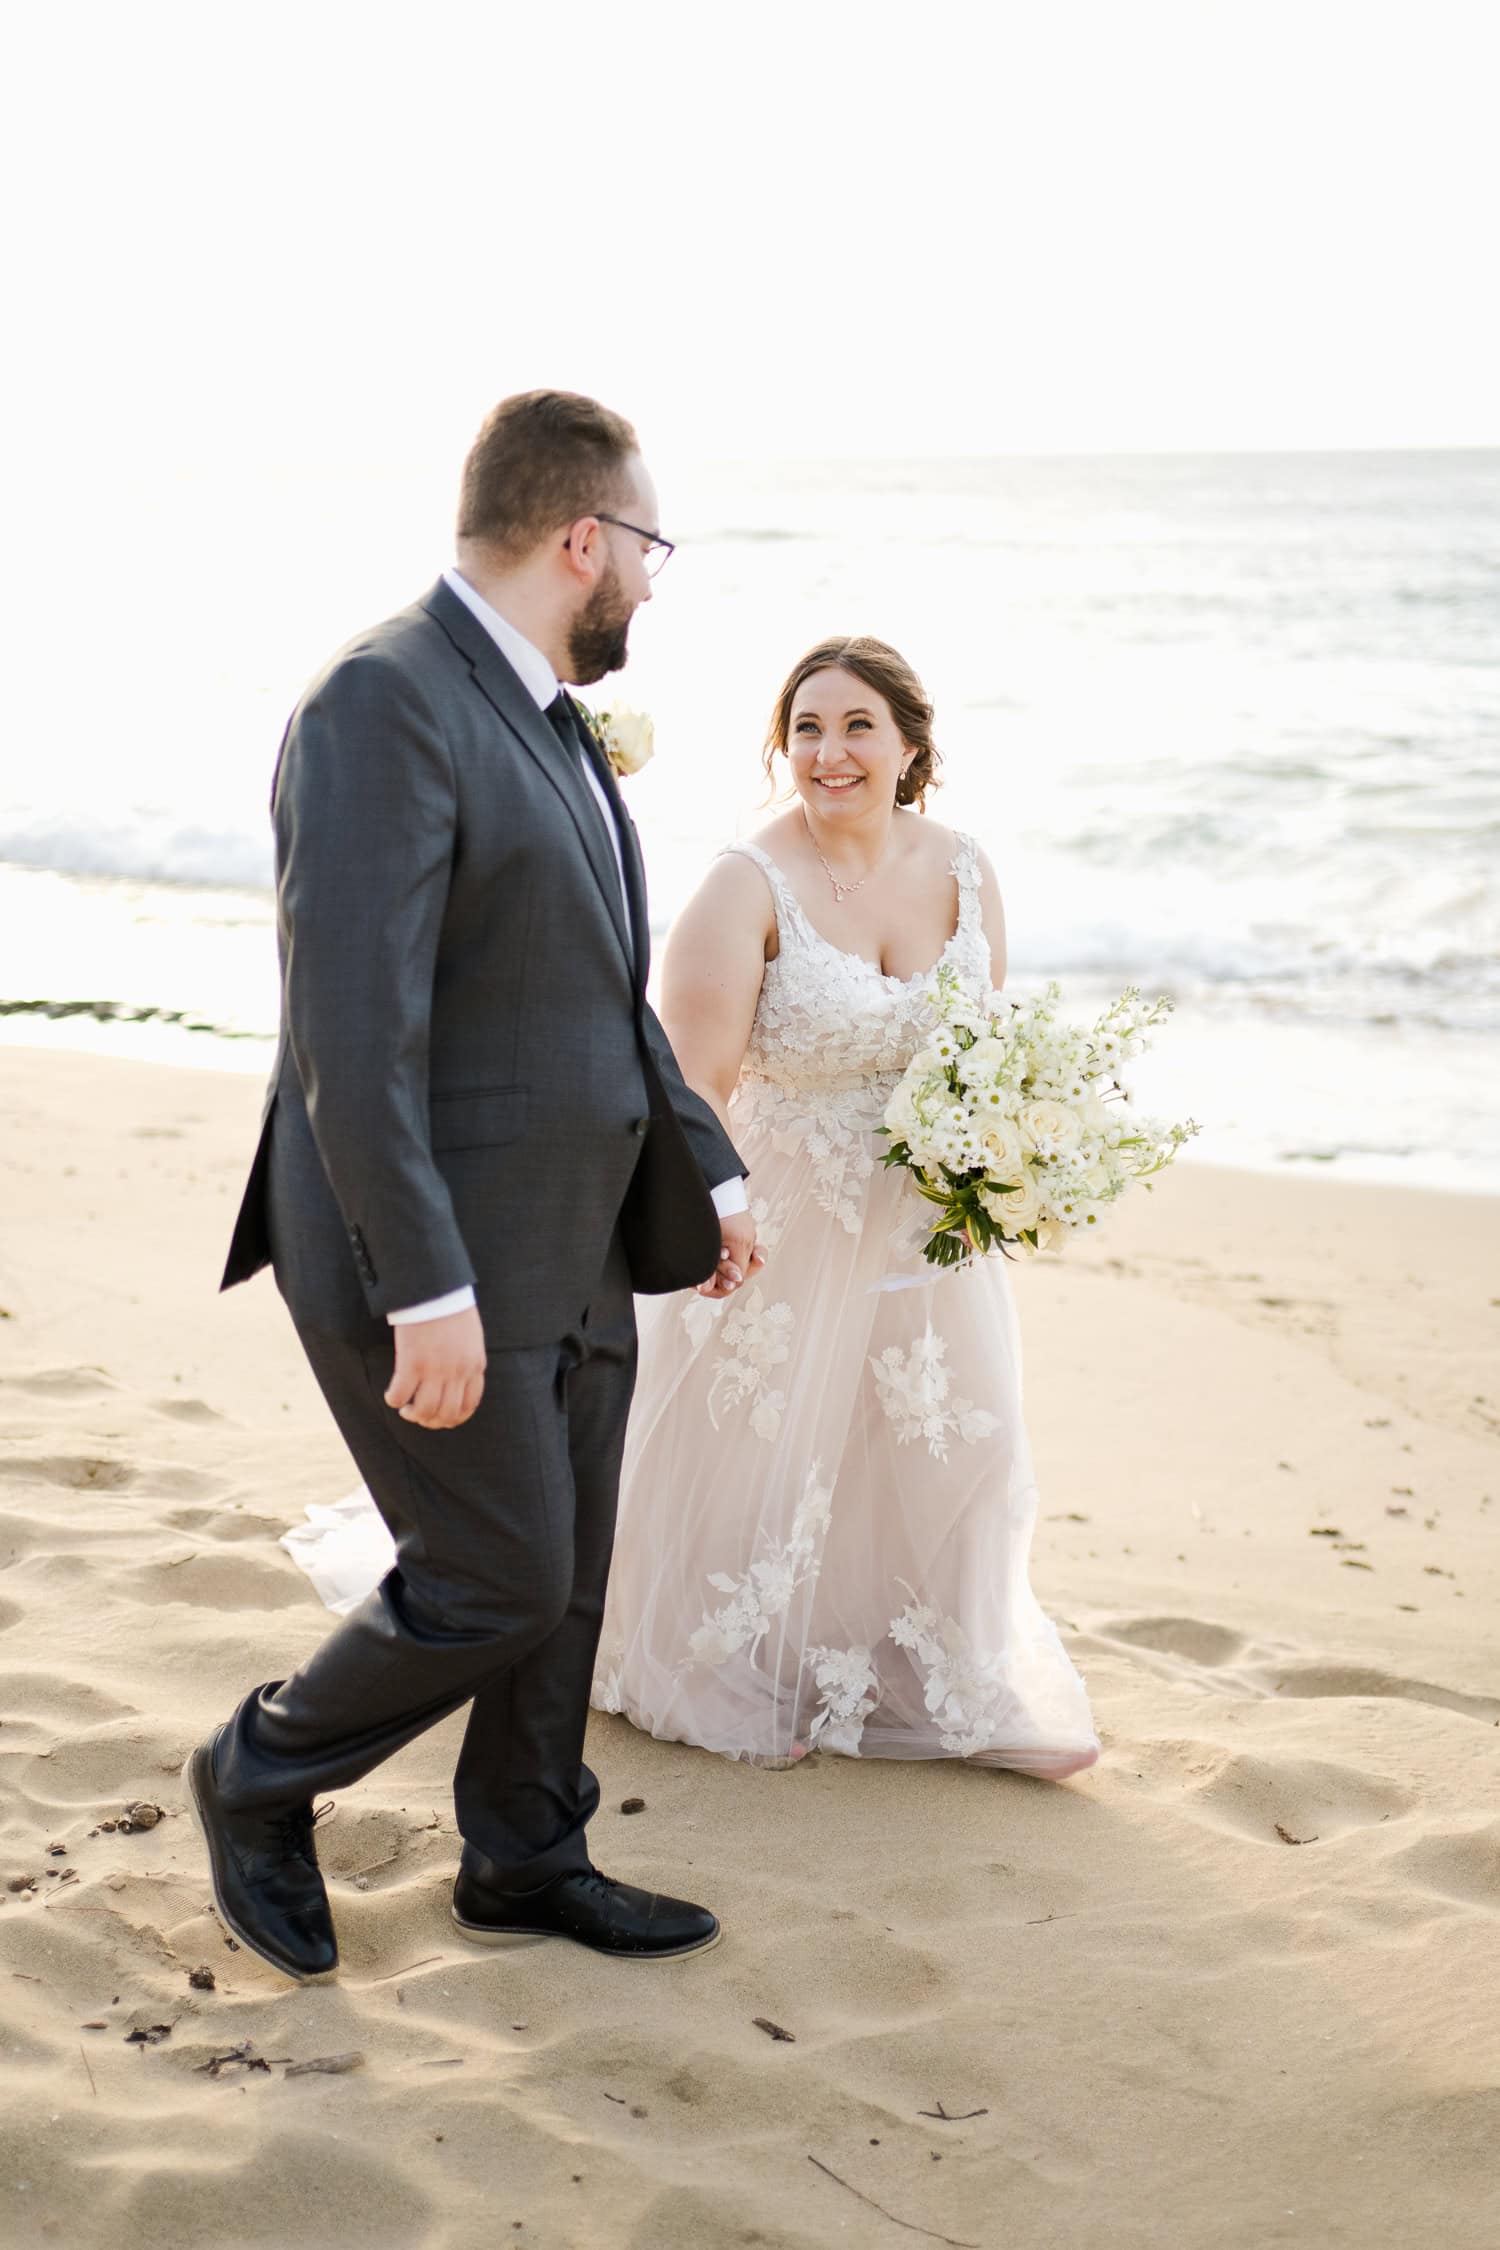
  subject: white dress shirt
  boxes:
[389,572,746,1327]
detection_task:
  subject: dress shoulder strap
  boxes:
[719,838,774,876]
[719,840,803,935]
[950,830,983,919]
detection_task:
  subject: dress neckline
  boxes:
[734,836,974,989]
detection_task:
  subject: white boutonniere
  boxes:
[579,699,654,779]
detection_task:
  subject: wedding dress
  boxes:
[591,833,1098,1773]
[283,833,1098,1776]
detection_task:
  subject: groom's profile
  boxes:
[186,391,754,1979]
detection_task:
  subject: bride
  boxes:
[288,636,1099,1781]
[594,635,1097,1776]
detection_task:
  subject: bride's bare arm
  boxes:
[659,853,777,1137]
[974,844,1008,992]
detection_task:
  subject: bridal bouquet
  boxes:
[882,969,1198,1269]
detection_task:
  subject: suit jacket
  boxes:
[221,578,744,1349]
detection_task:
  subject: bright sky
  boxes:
[7,0,1497,514]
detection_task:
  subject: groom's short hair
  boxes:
[457,391,639,559]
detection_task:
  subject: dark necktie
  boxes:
[546,693,607,820]
[544,693,631,953]
[544,689,585,765]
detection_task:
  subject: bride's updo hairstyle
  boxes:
[763,636,942,811]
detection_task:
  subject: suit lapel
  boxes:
[420,581,634,975]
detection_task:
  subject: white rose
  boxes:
[957,1035,1011,1084]
[979,1118,1026,1182]
[884,1083,919,1140]
[597,702,654,777]
[1019,1098,1083,1156]
[984,1168,1043,1233]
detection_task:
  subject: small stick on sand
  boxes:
[80,2044,97,2097]
[807,2156,979,2247]
[285,2052,364,2078]
[367,1955,442,1984]
[348,1849,403,1880]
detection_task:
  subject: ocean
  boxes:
[4,448,1497,1191]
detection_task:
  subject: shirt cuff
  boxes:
[710,1176,749,1220]
[388,1286,478,1325]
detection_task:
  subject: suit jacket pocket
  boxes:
[429,1085,527,1152]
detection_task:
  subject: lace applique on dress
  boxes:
[869,1329,1001,1461]
[685,1464,834,1666]
[699,1284,796,1441]
[803,1643,880,1755]
[888,1593,1029,1757]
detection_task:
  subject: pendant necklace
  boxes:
[803,805,887,904]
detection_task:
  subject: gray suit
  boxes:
[214,580,743,1884]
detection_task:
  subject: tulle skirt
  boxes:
[592,1083,1099,1773]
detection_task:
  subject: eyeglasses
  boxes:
[596,513,676,578]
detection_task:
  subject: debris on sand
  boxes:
[196,2042,271,2078]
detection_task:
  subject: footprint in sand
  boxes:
[1096,1615,1249,1668]
[1077,1615,1289,1701]
[162,1503,270,1544]
[1387,1821,1500,1909]
[0,1667,138,1727]
[1182,1748,1415,1844]
[1091,1622,1500,1735]
[1373,2085,1500,2168]
[0,1365,120,1399]
[1256,1662,1500,1725]
[125,1549,312,1611]
[109,2134,435,2248]
[314,1804,423,1884]
[138,1463,226,1500]
[149,1397,228,1424]
[530,2023,823,2149]
[0,1453,137,1492]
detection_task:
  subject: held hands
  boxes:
[384,1306,487,1430]
[695,1208,766,1299]
[384,1210,758,1415]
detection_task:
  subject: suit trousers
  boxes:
[213,1230,637,1887]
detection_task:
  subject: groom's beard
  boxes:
[567,561,634,683]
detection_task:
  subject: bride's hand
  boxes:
[696,1210,765,1299]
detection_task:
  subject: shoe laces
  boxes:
[569,1868,619,1907]
[268,1798,334,1865]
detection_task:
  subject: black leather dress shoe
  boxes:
[452,1864,721,1960]
[182,1733,338,1982]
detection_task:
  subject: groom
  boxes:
[188,391,755,1979]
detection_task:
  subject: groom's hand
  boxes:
[696,1209,765,1299]
[385,1307,487,1430]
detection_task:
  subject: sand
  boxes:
[1,1045,1497,2250]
